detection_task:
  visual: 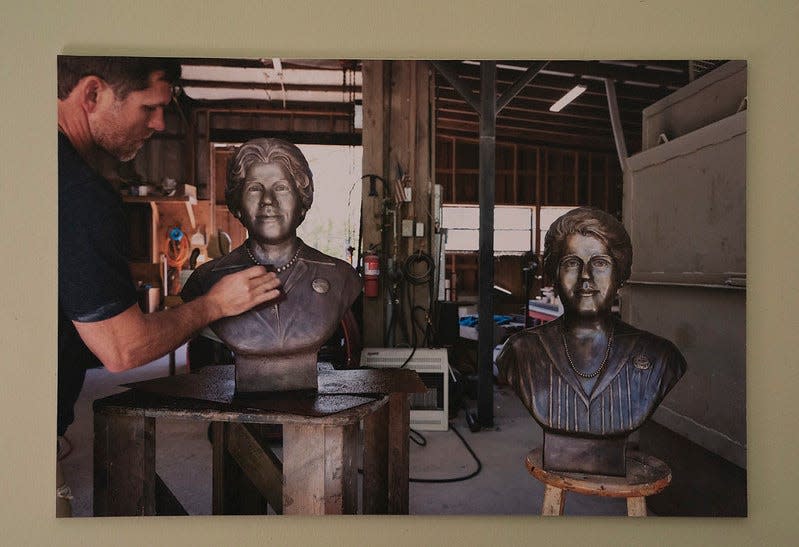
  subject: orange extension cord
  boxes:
[165,232,190,269]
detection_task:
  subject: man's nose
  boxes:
[580,263,592,279]
[148,108,166,132]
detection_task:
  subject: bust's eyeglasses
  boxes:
[559,255,613,274]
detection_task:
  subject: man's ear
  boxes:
[79,76,106,114]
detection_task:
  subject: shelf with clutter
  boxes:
[123,182,218,309]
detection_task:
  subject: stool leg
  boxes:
[627,496,647,517]
[542,485,565,516]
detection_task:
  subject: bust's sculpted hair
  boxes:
[542,207,633,288]
[226,138,314,219]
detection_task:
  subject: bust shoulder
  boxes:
[613,320,687,379]
[296,245,361,298]
[503,318,563,352]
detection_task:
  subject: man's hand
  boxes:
[73,266,282,373]
[205,265,282,319]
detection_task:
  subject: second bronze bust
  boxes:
[497,207,686,475]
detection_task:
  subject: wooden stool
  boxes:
[525,448,671,516]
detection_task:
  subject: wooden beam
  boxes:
[181,79,361,94]
[438,90,642,122]
[191,103,354,116]
[226,423,284,514]
[545,60,687,88]
[178,57,268,68]
[496,61,548,113]
[430,61,480,112]
[437,117,613,140]
[436,125,620,154]
[155,473,188,516]
[437,107,622,135]
[211,422,268,515]
[209,129,362,146]
[468,60,687,88]
[453,65,677,103]
[604,79,629,171]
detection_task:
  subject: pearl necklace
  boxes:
[560,324,615,379]
[245,240,303,273]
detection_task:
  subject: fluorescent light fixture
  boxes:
[549,84,587,112]
[493,284,513,296]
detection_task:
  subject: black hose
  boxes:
[408,425,483,483]
[401,251,436,348]
[357,425,483,484]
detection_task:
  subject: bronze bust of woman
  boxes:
[497,207,685,475]
[181,138,361,393]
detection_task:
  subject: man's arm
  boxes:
[74,265,280,372]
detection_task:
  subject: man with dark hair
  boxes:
[57,56,182,101]
[57,56,282,515]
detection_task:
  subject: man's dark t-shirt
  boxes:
[58,132,137,435]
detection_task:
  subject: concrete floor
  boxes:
[60,347,629,517]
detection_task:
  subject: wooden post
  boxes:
[93,412,156,516]
[282,424,358,515]
[360,60,389,347]
[387,393,411,513]
[477,60,496,428]
[362,400,389,514]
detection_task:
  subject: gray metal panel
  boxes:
[624,284,746,467]
[623,97,746,466]
[626,111,746,278]
[642,60,747,150]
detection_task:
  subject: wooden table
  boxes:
[93,366,425,516]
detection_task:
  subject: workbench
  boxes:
[93,366,425,516]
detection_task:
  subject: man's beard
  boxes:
[90,102,144,162]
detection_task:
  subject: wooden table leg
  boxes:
[211,422,268,515]
[542,485,566,516]
[627,496,648,517]
[362,400,389,514]
[387,393,411,514]
[283,423,358,515]
[93,412,156,516]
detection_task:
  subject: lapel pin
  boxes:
[312,278,330,294]
[633,354,651,370]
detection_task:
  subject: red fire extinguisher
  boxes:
[363,252,380,298]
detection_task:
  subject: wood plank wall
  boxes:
[361,61,434,347]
